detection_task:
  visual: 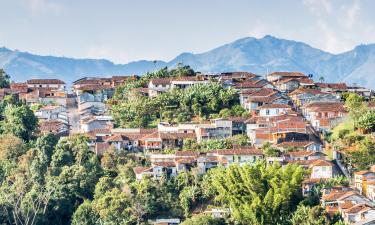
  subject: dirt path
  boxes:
[67,93,80,134]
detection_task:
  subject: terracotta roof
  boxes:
[344,203,372,214]
[234,81,264,88]
[150,78,171,85]
[106,134,128,142]
[152,161,176,167]
[298,78,315,84]
[268,72,307,77]
[171,76,205,81]
[287,150,325,157]
[289,88,325,96]
[40,105,61,111]
[77,84,112,91]
[27,79,65,84]
[175,157,197,164]
[39,120,66,133]
[339,201,354,210]
[310,159,333,167]
[315,83,347,90]
[242,88,277,97]
[322,190,354,202]
[213,147,263,155]
[354,170,373,175]
[276,141,316,148]
[175,151,200,157]
[133,166,152,174]
[258,103,291,109]
[303,102,346,112]
[220,72,259,79]
[278,77,301,84]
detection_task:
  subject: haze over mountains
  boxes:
[1,35,375,88]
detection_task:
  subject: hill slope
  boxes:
[1,36,375,87]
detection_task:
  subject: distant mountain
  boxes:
[1,35,375,88]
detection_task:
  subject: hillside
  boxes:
[1,36,375,87]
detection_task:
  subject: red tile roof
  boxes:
[303,102,346,112]
[175,151,200,157]
[315,83,348,90]
[152,161,176,167]
[344,203,373,214]
[27,79,65,84]
[133,166,152,174]
[276,141,316,148]
[213,147,263,155]
[258,103,291,109]
[150,78,171,85]
[310,159,333,167]
[268,72,307,77]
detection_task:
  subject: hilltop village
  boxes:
[2,66,375,225]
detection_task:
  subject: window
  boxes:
[266,109,270,115]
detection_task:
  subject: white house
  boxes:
[310,159,334,179]
[258,104,291,117]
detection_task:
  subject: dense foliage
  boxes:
[110,66,243,128]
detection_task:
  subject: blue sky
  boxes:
[0,0,374,63]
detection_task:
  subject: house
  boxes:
[148,218,180,225]
[354,170,375,195]
[246,114,310,146]
[315,83,348,94]
[105,134,130,151]
[26,79,66,90]
[258,104,292,117]
[133,166,153,180]
[347,86,374,99]
[95,142,111,155]
[196,119,233,142]
[148,78,171,97]
[275,141,322,151]
[35,105,66,121]
[38,120,69,137]
[285,151,326,161]
[208,148,264,166]
[266,72,307,82]
[239,88,281,111]
[81,116,114,133]
[310,159,334,179]
[342,204,375,224]
[274,78,302,92]
[302,178,328,196]
[170,76,210,89]
[151,161,178,180]
[302,102,347,132]
[289,88,340,107]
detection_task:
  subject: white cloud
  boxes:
[341,1,360,29]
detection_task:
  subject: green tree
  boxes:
[262,142,281,157]
[71,200,100,225]
[290,205,329,225]
[211,161,305,225]
[93,189,135,225]
[345,93,367,121]
[2,104,38,141]
[0,69,10,88]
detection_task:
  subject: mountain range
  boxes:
[1,35,375,88]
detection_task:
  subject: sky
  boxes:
[0,0,374,64]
